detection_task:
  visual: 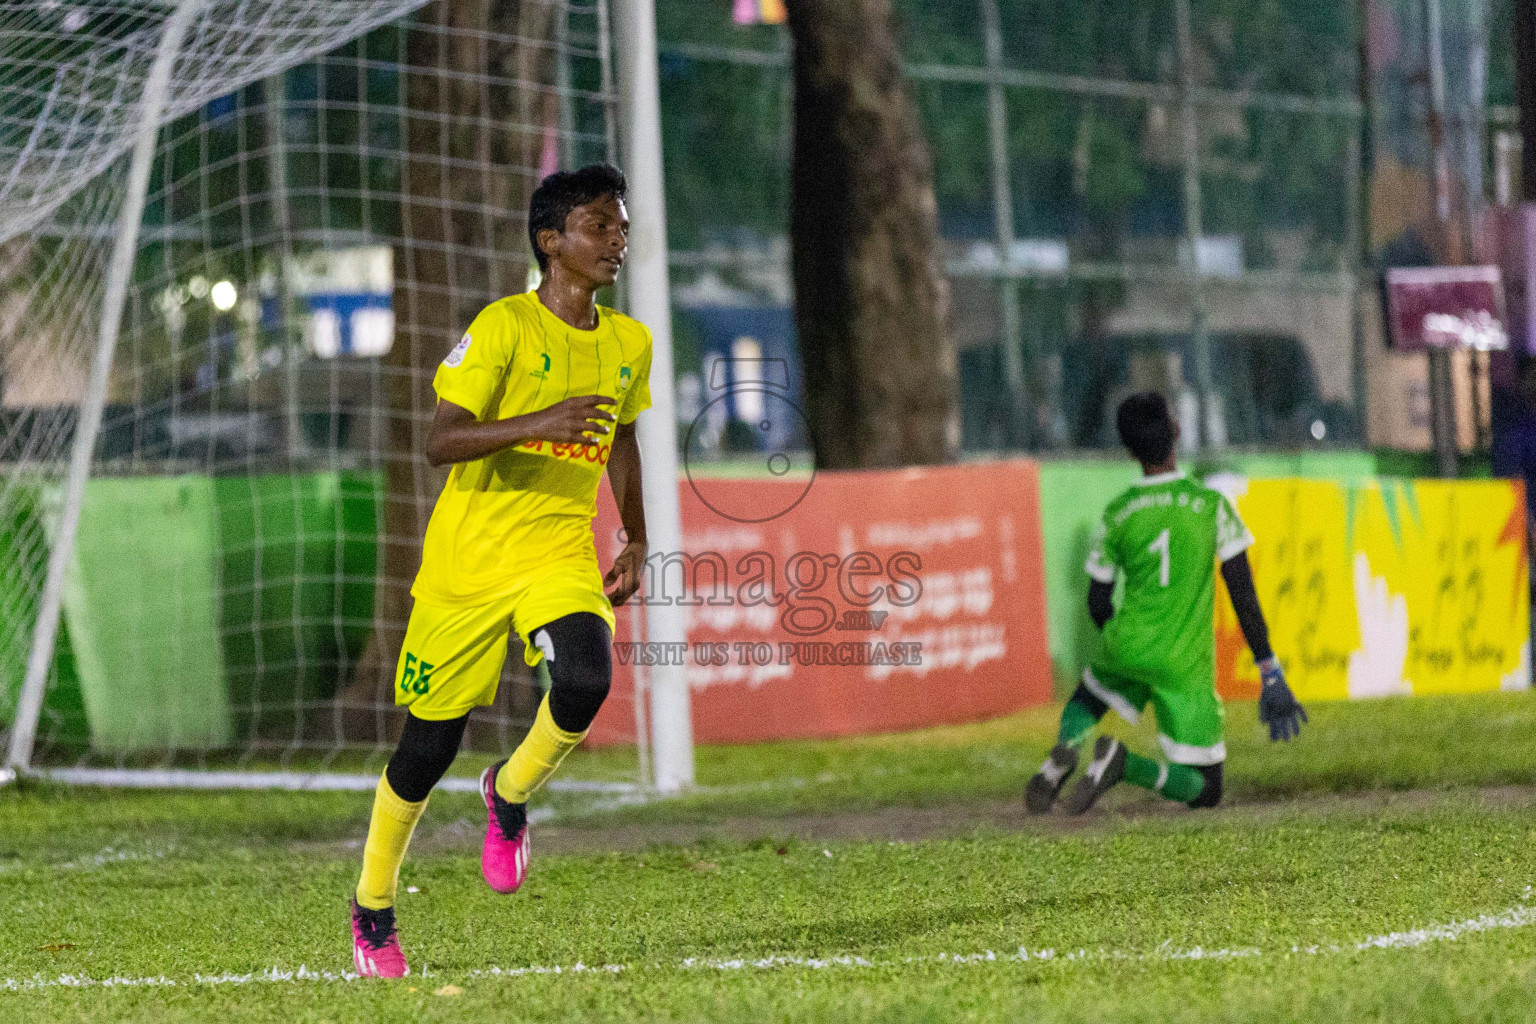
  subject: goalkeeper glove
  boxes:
[1257,656,1306,742]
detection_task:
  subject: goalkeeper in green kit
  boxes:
[1026,392,1306,815]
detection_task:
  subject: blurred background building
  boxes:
[4,0,1518,471]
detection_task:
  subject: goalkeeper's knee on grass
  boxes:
[1186,763,1223,808]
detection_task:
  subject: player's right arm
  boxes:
[1218,551,1271,662]
[423,303,615,467]
[1216,496,1306,741]
[424,395,615,467]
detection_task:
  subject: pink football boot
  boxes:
[350,898,409,978]
[480,761,530,894]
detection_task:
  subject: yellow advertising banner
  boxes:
[1215,478,1529,702]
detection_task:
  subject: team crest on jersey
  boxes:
[616,363,633,393]
[443,332,471,368]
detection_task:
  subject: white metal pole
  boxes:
[1464,0,1489,451]
[980,0,1029,449]
[263,70,304,455]
[556,0,576,169]
[612,0,693,792]
[629,599,651,787]
[5,0,204,773]
[1174,0,1216,451]
[597,0,624,312]
[1424,0,1460,477]
[1496,131,1516,207]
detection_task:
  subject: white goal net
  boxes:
[0,0,649,793]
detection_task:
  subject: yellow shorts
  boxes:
[395,555,616,721]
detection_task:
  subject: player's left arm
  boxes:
[603,420,647,606]
[1216,495,1305,741]
[603,333,654,607]
[1085,516,1116,629]
[1087,580,1114,629]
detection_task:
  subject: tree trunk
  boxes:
[1517,0,1536,200]
[785,0,958,470]
[339,0,559,740]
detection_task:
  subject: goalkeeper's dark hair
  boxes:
[1116,391,1176,466]
[528,163,628,272]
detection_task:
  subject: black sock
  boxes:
[489,768,528,836]
[353,902,397,946]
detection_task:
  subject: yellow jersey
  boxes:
[412,291,653,606]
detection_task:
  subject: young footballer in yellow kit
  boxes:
[349,164,653,977]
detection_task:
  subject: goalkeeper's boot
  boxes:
[1063,736,1127,815]
[1024,743,1079,814]
[480,761,531,894]
[350,899,409,978]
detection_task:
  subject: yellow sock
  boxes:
[495,693,587,804]
[355,773,428,911]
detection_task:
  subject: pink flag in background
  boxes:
[733,0,785,25]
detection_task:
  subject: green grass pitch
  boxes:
[8,692,1536,1022]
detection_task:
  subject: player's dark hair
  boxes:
[1116,391,1176,467]
[527,163,628,272]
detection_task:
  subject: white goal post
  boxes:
[6,0,206,774]
[613,0,692,795]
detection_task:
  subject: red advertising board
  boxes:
[585,460,1053,745]
[1384,265,1508,351]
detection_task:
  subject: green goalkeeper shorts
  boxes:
[1081,663,1226,765]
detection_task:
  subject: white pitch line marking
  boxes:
[0,847,169,876]
[5,901,1536,993]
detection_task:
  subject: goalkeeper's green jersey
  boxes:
[1085,471,1253,686]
